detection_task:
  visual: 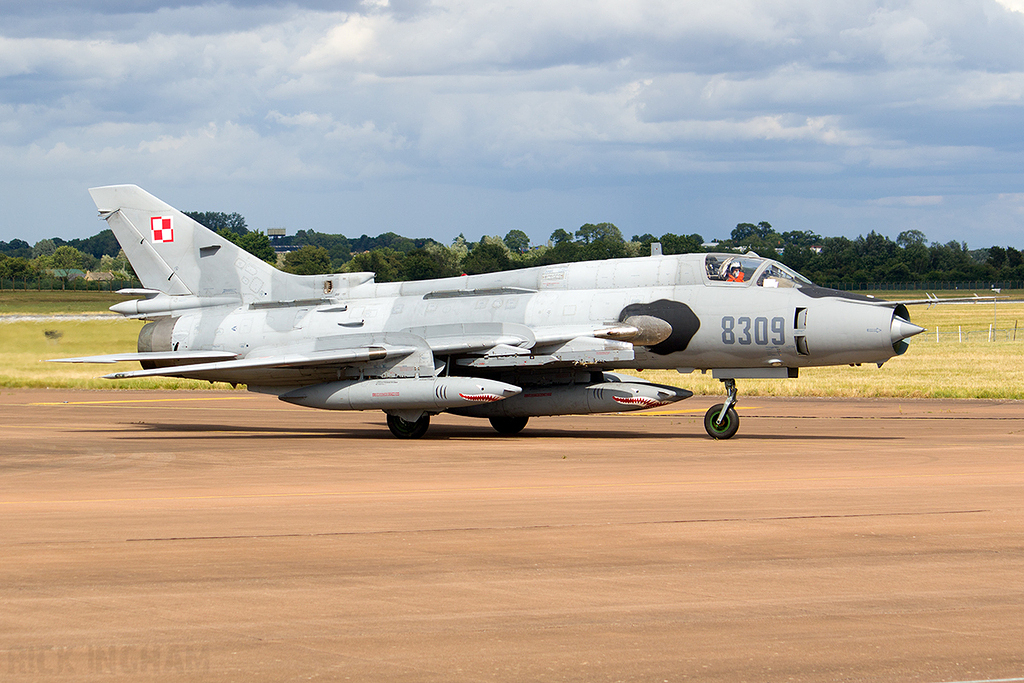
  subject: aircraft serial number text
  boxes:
[721,316,785,346]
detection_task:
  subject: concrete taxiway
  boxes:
[2,388,1023,682]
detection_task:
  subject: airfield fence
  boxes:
[825,281,1024,292]
[0,277,142,292]
[926,325,1022,343]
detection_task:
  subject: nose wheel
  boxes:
[704,378,740,439]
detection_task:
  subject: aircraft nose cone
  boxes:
[890,316,925,344]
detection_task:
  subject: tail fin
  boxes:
[89,185,368,301]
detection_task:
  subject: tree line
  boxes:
[3,212,1022,286]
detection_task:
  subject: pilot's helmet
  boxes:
[729,263,743,275]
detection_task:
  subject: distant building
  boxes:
[85,271,115,281]
[703,242,743,253]
[46,269,86,280]
[266,228,299,254]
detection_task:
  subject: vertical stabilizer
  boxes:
[90,186,196,295]
[90,185,300,301]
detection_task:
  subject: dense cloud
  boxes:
[2,0,1023,246]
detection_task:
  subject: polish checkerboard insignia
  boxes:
[151,216,174,243]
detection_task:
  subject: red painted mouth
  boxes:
[459,393,504,403]
[613,396,670,408]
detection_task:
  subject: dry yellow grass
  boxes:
[0,291,130,314]
[643,341,1024,399]
[0,318,238,390]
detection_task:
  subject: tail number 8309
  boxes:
[722,316,785,346]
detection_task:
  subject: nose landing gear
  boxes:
[704,378,740,439]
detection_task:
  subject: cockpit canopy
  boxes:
[704,253,814,288]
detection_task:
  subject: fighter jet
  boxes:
[52,185,925,439]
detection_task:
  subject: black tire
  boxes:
[704,404,739,440]
[489,416,529,435]
[386,413,430,439]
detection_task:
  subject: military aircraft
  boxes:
[52,185,925,439]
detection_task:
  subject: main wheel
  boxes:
[489,416,529,435]
[704,404,739,440]
[386,413,430,439]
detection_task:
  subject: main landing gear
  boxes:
[385,414,531,438]
[704,378,739,440]
[386,413,430,439]
[489,416,529,435]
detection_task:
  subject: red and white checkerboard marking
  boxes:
[151,216,174,243]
